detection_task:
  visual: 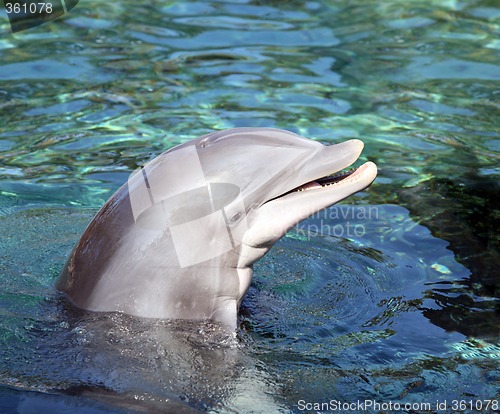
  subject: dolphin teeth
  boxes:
[278,166,359,197]
[316,167,357,188]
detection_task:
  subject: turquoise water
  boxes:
[0,0,499,412]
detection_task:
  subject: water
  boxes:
[1,0,499,412]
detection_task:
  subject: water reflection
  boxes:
[1,0,499,411]
[243,203,498,406]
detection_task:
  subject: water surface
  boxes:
[0,0,498,412]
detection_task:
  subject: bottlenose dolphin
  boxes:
[57,128,377,329]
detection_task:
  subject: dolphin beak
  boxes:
[259,139,377,229]
[242,138,377,248]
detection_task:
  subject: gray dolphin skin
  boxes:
[57,128,377,329]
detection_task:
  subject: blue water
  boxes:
[0,1,499,413]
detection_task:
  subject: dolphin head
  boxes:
[128,128,376,266]
[58,128,376,329]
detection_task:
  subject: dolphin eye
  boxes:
[229,211,243,223]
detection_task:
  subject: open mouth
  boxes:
[274,162,372,199]
[293,166,357,192]
[262,163,374,207]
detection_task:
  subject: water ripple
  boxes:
[1,0,499,411]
